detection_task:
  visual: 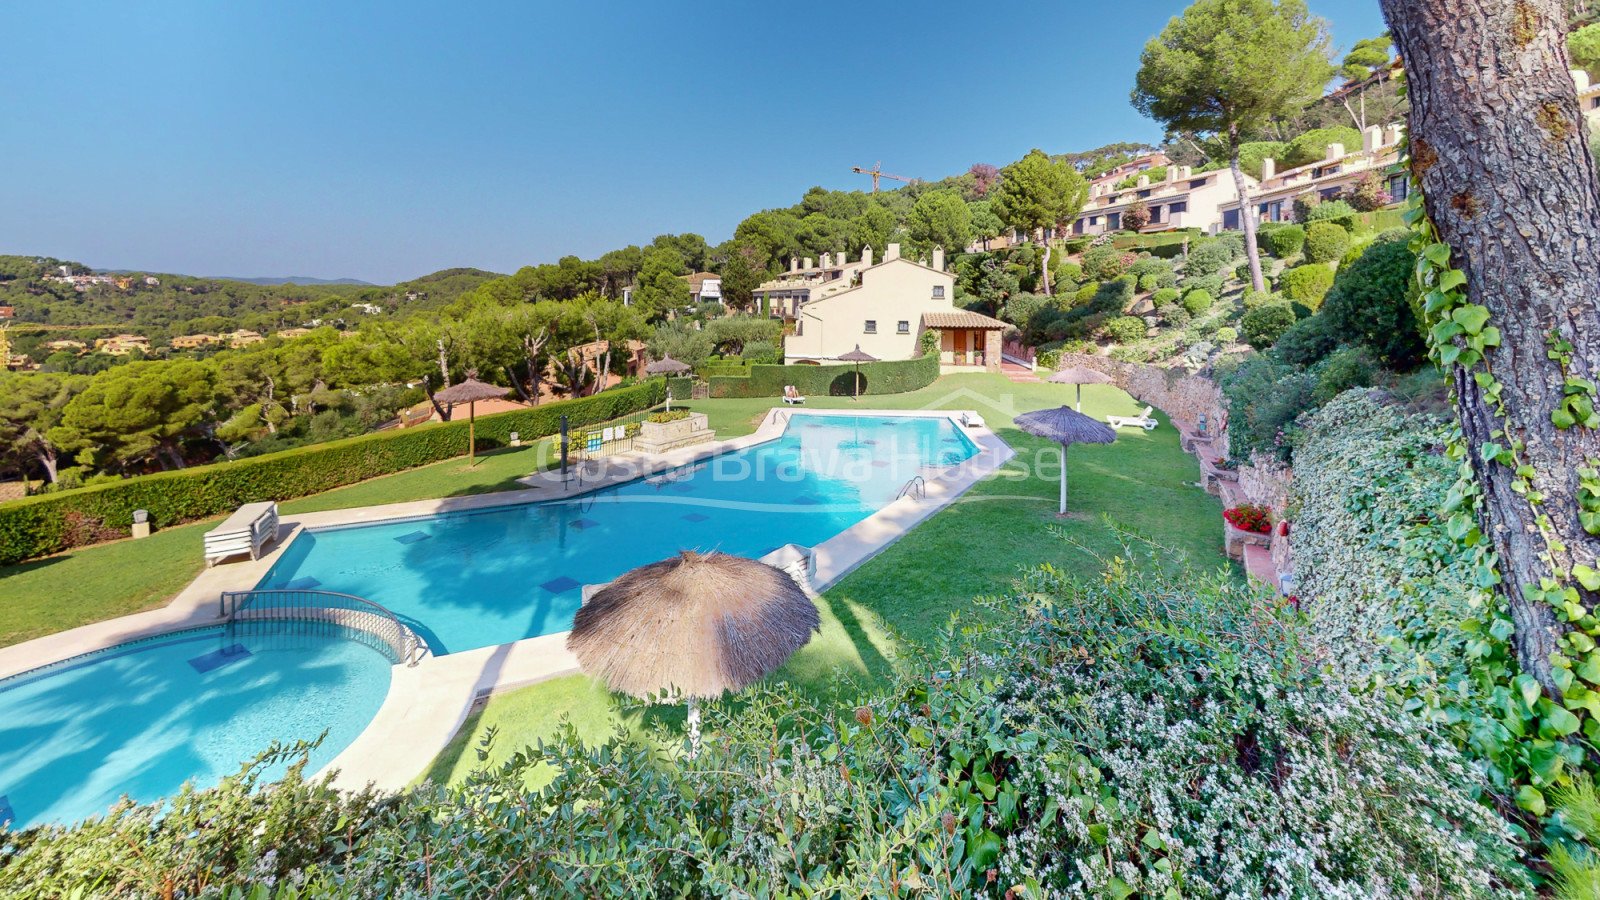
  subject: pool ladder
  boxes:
[896,475,926,502]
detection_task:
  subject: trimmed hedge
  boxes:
[708,353,938,399]
[0,380,665,566]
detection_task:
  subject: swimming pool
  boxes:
[256,414,977,654]
[0,625,392,829]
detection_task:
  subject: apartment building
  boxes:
[1217,124,1405,229]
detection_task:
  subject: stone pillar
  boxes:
[984,330,1001,373]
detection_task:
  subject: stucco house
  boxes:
[1074,164,1253,237]
[1216,124,1405,229]
[683,272,722,305]
[782,244,1007,373]
[755,250,874,320]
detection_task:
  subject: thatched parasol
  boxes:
[835,344,878,401]
[1015,405,1116,515]
[433,373,510,465]
[1047,366,1115,412]
[645,354,693,411]
[567,550,820,753]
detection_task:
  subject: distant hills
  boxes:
[95,270,375,286]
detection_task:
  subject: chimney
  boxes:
[885,242,901,261]
[932,247,945,271]
[790,257,799,273]
[1261,158,1276,182]
[802,256,813,270]
[1326,142,1345,161]
[1166,167,1179,184]
[1384,124,1402,148]
[1578,69,1593,92]
[861,245,873,267]
[1179,165,1192,179]
[1137,175,1150,188]
[819,252,830,268]
[1362,126,1382,153]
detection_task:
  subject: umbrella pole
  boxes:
[1076,384,1083,413]
[1059,442,1068,515]
[469,401,477,466]
[664,376,672,413]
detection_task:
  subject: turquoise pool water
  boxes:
[0,626,391,829]
[256,415,977,654]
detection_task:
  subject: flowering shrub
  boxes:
[1224,503,1271,532]
[646,408,690,424]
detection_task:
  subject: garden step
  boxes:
[1243,543,1280,592]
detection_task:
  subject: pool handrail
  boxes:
[220,589,429,667]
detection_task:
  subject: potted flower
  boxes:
[1223,504,1271,534]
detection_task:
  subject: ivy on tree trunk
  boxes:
[1380,0,1600,694]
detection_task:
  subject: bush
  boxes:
[1304,222,1350,264]
[1217,355,1317,462]
[1137,273,1160,292]
[1241,288,1277,310]
[1215,326,1238,344]
[1280,263,1335,308]
[1129,256,1173,280]
[1184,240,1238,278]
[0,380,666,566]
[1072,283,1099,306]
[1310,346,1377,404]
[708,352,938,399]
[1089,279,1136,314]
[1306,198,1359,233]
[1102,315,1148,344]
[646,408,691,424]
[1266,223,1306,257]
[1151,287,1181,306]
[1058,261,1084,283]
[1283,126,1362,168]
[1270,313,1340,367]
[1082,244,1133,281]
[1155,303,1190,327]
[1319,233,1426,369]
[739,340,780,364]
[1181,289,1214,316]
[1241,302,1298,350]
[1182,271,1224,298]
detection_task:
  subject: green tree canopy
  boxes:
[905,190,975,258]
[991,149,1088,293]
[51,360,217,471]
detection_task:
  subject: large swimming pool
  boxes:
[0,625,391,829]
[256,414,977,654]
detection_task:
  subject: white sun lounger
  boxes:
[1107,405,1158,431]
[203,501,280,567]
[782,385,806,405]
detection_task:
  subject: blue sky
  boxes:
[4,1,1387,283]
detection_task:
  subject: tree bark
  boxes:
[1380,0,1600,694]
[35,446,58,483]
[505,365,531,402]
[1229,124,1267,293]
[1040,242,1053,296]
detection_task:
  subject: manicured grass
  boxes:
[428,374,1232,779]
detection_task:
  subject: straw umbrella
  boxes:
[433,372,511,466]
[836,344,878,401]
[645,354,693,411]
[567,550,819,754]
[1047,366,1114,412]
[1015,405,1116,515]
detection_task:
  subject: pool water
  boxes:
[257,415,977,654]
[0,626,392,829]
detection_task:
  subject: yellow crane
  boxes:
[850,162,918,192]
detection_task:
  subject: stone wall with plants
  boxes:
[1054,352,1229,457]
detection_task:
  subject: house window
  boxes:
[932,285,945,298]
[897,320,910,334]
[1222,208,1240,230]
[864,320,877,334]
[1189,178,1208,189]
[1386,174,1409,202]
[1320,186,1341,200]
[1137,189,1152,199]
[1170,201,1188,214]
[1107,212,1121,230]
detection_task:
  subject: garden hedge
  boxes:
[0,380,665,566]
[708,353,938,399]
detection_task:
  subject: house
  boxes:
[170,334,220,350]
[755,250,876,321]
[94,334,150,356]
[0,306,12,319]
[683,272,723,305]
[1073,164,1252,237]
[351,302,383,315]
[223,329,264,348]
[44,339,87,352]
[276,327,312,339]
[1088,152,1172,191]
[145,276,160,286]
[782,243,1007,373]
[1217,124,1405,230]
[1575,69,1600,125]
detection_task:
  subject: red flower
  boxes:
[1224,504,1271,534]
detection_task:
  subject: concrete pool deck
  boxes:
[0,407,1014,794]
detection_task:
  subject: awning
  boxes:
[921,310,1009,330]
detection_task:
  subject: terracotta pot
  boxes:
[1278,521,1291,537]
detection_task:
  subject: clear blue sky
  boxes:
[4,0,1387,284]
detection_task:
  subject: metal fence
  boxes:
[219,589,428,666]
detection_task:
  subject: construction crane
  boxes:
[850,162,918,193]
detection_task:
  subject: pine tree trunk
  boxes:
[1229,126,1266,293]
[1380,0,1600,694]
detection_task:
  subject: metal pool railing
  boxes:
[219,589,429,667]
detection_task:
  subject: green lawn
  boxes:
[425,374,1231,782]
[0,374,1229,784]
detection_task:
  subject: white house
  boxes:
[783,244,1006,373]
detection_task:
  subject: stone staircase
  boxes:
[1000,361,1040,383]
